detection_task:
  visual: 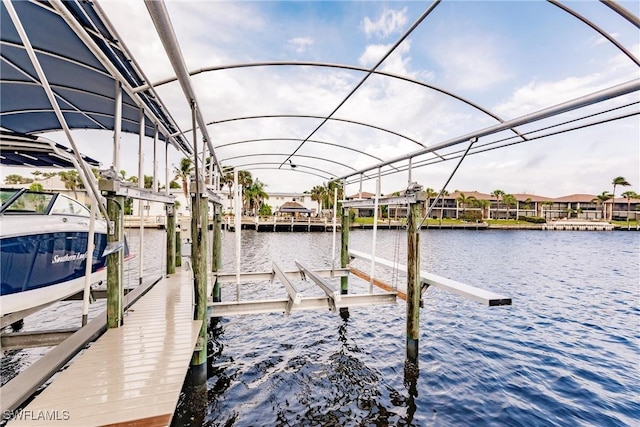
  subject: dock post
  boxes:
[190,192,208,380]
[212,205,222,302]
[341,206,350,294]
[406,188,425,362]
[106,194,124,329]
[175,229,182,267]
[166,203,176,275]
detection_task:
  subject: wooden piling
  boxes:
[212,205,222,302]
[341,207,350,294]
[175,230,182,267]
[166,204,176,275]
[406,196,422,362]
[190,194,208,372]
[106,195,124,329]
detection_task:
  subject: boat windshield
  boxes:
[1,190,55,214]
[50,194,90,217]
[0,189,20,207]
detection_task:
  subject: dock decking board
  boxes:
[6,269,200,427]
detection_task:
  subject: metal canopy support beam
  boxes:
[272,262,302,315]
[98,179,175,204]
[342,193,425,208]
[349,250,512,307]
[5,1,109,225]
[144,0,222,172]
[333,79,640,182]
[50,1,186,154]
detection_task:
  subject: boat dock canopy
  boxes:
[1,1,190,153]
[0,132,100,168]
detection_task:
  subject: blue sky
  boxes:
[20,1,640,198]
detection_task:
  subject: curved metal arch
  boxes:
[144,61,528,143]
[549,0,639,67]
[600,0,640,29]
[215,137,385,163]
[209,114,429,149]
[226,162,334,181]
[220,152,359,174]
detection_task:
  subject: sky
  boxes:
[6,1,640,198]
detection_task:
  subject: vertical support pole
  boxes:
[369,168,381,293]
[212,205,222,302]
[138,108,145,285]
[189,103,207,378]
[331,186,338,272]
[113,81,122,171]
[341,205,350,294]
[406,194,422,363]
[153,125,159,193]
[190,193,207,370]
[166,203,176,275]
[106,194,124,329]
[164,140,170,197]
[176,229,182,267]
[81,202,97,326]
[234,169,241,301]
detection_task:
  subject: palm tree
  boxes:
[221,166,235,198]
[326,181,343,211]
[592,191,612,220]
[245,179,268,215]
[173,158,193,208]
[491,189,504,219]
[611,176,631,220]
[621,190,639,222]
[58,170,80,198]
[237,170,253,214]
[503,194,517,220]
[310,184,326,216]
[456,192,475,219]
[475,199,491,220]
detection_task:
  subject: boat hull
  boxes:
[1,215,127,318]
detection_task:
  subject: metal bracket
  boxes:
[420,283,430,308]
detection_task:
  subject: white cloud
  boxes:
[288,37,314,53]
[429,34,511,91]
[361,8,408,39]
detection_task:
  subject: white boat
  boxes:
[0,133,131,326]
[0,188,132,324]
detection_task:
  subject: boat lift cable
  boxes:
[279,0,441,169]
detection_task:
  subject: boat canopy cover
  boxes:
[0,1,190,153]
[0,132,100,168]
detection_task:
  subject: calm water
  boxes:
[3,229,639,426]
[185,228,639,426]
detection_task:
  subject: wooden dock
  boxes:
[6,268,200,427]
